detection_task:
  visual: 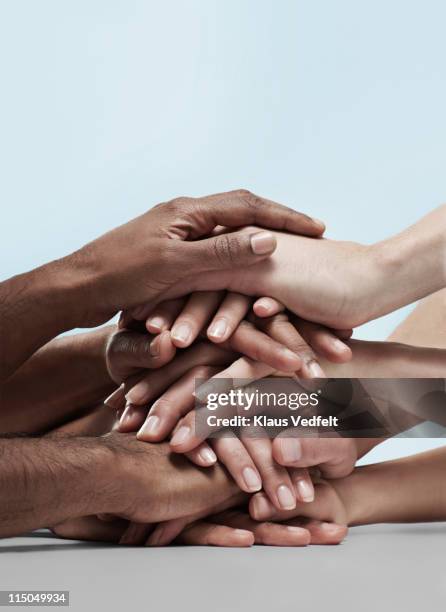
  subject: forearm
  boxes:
[0,257,95,382]
[321,340,446,434]
[0,327,116,434]
[367,204,446,321]
[338,447,446,525]
[321,339,446,379]
[0,436,112,537]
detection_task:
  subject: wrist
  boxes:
[0,437,116,537]
[56,250,117,328]
[333,464,390,526]
[23,257,98,332]
[368,205,446,320]
[97,433,156,517]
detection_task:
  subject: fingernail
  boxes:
[126,380,150,404]
[307,360,326,378]
[296,479,314,503]
[277,485,296,510]
[150,335,160,357]
[252,495,272,520]
[208,318,227,340]
[286,526,305,533]
[332,338,348,353]
[199,447,217,465]
[256,298,272,313]
[147,527,164,547]
[170,426,191,447]
[320,522,342,535]
[242,467,262,492]
[104,384,124,408]
[234,529,251,537]
[281,348,301,366]
[312,217,325,231]
[147,316,165,332]
[119,403,136,427]
[251,231,276,255]
[137,415,160,438]
[279,438,302,464]
[171,323,192,345]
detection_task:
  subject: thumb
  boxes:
[180,229,277,273]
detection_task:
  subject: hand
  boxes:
[52,510,347,547]
[249,476,349,526]
[207,231,377,329]
[65,190,324,328]
[135,292,352,375]
[110,334,315,509]
[116,313,354,509]
[98,432,242,524]
[105,327,176,385]
[198,206,446,330]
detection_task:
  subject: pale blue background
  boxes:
[1,0,445,461]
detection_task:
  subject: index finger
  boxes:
[192,190,325,238]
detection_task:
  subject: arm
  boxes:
[250,447,446,526]
[0,191,322,382]
[0,432,239,538]
[340,447,446,525]
[200,204,446,329]
[0,435,111,537]
[0,327,116,434]
[272,338,446,474]
[320,338,446,379]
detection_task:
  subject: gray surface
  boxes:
[1,524,445,612]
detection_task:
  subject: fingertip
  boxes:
[146,318,164,334]
[285,525,312,546]
[159,329,176,351]
[312,218,325,234]
[207,319,229,343]
[197,446,218,466]
[136,415,163,441]
[295,478,315,503]
[249,493,275,521]
[325,339,353,364]
[253,297,283,318]
[250,231,277,256]
[310,521,348,545]
[171,323,193,348]
[118,403,145,432]
[233,529,255,547]
[277,349,302,372]
[169,425,195,452]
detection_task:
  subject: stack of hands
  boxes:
[2,189,446,546]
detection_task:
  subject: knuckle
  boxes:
[169,195,194,211]
[269,313,290,325]
[217,442,246,465]
[256,522,274,543]
[262,315,290,335]
[233,188,252,197]
[150,397,174,417]
[159,196,196,220]
[191,365,214,380]
[257,460,279,480]
[227,447,248,465]
[212,233,242,266]
[236,319,253,331]
[237,189,264,210]
[301,439,327,465]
